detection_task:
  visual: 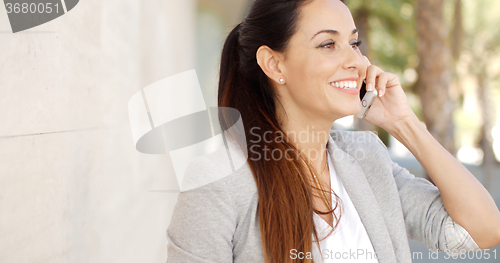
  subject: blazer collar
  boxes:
[319,131,397,262]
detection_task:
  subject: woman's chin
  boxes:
[336,104,362,117]
[323,100,361,120]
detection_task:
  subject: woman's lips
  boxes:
[329,82,359,95]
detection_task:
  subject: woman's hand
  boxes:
[361,57,418,133]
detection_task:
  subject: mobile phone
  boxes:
[355,80,377,119]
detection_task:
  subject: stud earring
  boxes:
[279,78,284,83]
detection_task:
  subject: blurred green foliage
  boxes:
[346,0,500,150]
[346,0,418,89]
[346,0,420,146]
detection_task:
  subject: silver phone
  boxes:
[355,80,377,119]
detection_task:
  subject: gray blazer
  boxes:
[166,130,480,262]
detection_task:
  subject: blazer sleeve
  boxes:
[367,131,481,256]
[166,179,236,263]
[391,160,482,256]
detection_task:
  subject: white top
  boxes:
[312,150,379,262]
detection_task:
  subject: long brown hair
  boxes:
[218,0,344,262]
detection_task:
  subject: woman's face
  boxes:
[275,0,367,122]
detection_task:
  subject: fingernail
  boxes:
[367,83,373,91]
[378,90,384,97]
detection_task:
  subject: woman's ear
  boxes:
[256,45,285,84]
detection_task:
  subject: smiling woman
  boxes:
[166,0,500,262]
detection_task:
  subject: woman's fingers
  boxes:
[376,72,389,97]
[365,65,379,92]
[364,56,371,66]
[363,56,373,91]
[386,72,399,87]
[363,57,388,97]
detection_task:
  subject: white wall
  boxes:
[0,0,197,262]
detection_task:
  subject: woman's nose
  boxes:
[342,46,364,71]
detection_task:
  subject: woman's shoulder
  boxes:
[179,135,256,192]
[177,150,258,214]
[329,129,388,153]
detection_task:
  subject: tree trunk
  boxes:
[451,0,464,62]
[416,0,455,185]
[477,72,498,191]
[450,0,464,104]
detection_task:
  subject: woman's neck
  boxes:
[279,114,332,174]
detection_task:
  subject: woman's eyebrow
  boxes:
[310,28,359,40]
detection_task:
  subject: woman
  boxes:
[166,0,500,262]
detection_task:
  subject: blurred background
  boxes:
[1,0,499,262]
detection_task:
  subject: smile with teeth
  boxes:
[330,81,358,89]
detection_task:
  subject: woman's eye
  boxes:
[351,40,362,49]
[319,40,362,50]
[320,41,335,48]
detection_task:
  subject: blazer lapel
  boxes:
[326,133,397,263]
